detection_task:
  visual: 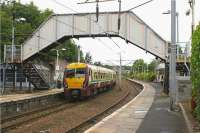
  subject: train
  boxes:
[63,63,116,99]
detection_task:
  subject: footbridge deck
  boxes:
[22,11,168,61]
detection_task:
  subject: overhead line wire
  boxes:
[96,38,116,52]
[109,37,120,48]
[127,0,154,11]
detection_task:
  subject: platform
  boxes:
[85,80,155,133]
[0,88,63,104]
[85,80,188,133]
[0,89,63,118]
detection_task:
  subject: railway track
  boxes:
[1,89,115,132]
[4,80,142,133]
[1,101,78,132]
[66,90,130,133]
[66,80,142,133]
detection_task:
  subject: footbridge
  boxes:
[4,11,168,90]
[22,11,168,61]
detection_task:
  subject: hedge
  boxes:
[130,72,156,82]
[191,24,200,121]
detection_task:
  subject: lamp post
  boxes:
[52,48,67,82]
[186,0,195,35]
[119,52,122,90]
[189,0,195,34]
[77,45,80,63]
[170,0,177,111]
[162,10,179,56]
[11,0,15,62]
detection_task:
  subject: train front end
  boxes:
[63,63,88,99]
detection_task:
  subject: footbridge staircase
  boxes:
[22,62,50,89]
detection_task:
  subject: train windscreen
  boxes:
[64,68,85,78]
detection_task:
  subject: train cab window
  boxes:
[76,68,85,78]
[64,69,75,78]
[64,68,85,78]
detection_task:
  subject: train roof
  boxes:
[88,64,116,74]
[66,63,116,74]
[65,63,87,69]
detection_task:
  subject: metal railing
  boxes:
[33,59,51,86]
[4,45,22,63]
[34,64,51,85]
[176,54,190,63]
[176,42,191,75]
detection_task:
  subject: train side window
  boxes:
[90,70,93,80]
[96,72,98,80]
[98,72,100,79]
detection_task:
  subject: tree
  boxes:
[85,52,92,64]
[191,24,200,121]
[0,1,53,62]
[132,59,147,73]
[94,61,102,66]
[40,39,84,63]
[0,1,86,64]
[58,39,84,63]
[148,59,158,72]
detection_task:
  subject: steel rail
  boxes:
[1,101,78,132]
[66,90,130,133]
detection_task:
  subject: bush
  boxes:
[191,24,200,121]
[130,72,156,82]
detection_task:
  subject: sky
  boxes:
[19,0,200,65]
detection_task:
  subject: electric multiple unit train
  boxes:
[63,63,116,99]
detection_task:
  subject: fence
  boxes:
[4,45,22,63]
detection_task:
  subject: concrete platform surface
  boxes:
[0,89,63,103]
[85,80,188,133]
[85,80,155,133]
[136,83,188,133]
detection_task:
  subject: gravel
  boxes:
[9,80,141,133]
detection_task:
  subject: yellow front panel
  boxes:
[66,77,85,89]
[66,63,87,69]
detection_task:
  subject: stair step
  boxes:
[23,63,49,90]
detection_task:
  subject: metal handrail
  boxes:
[32,64,50,85]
